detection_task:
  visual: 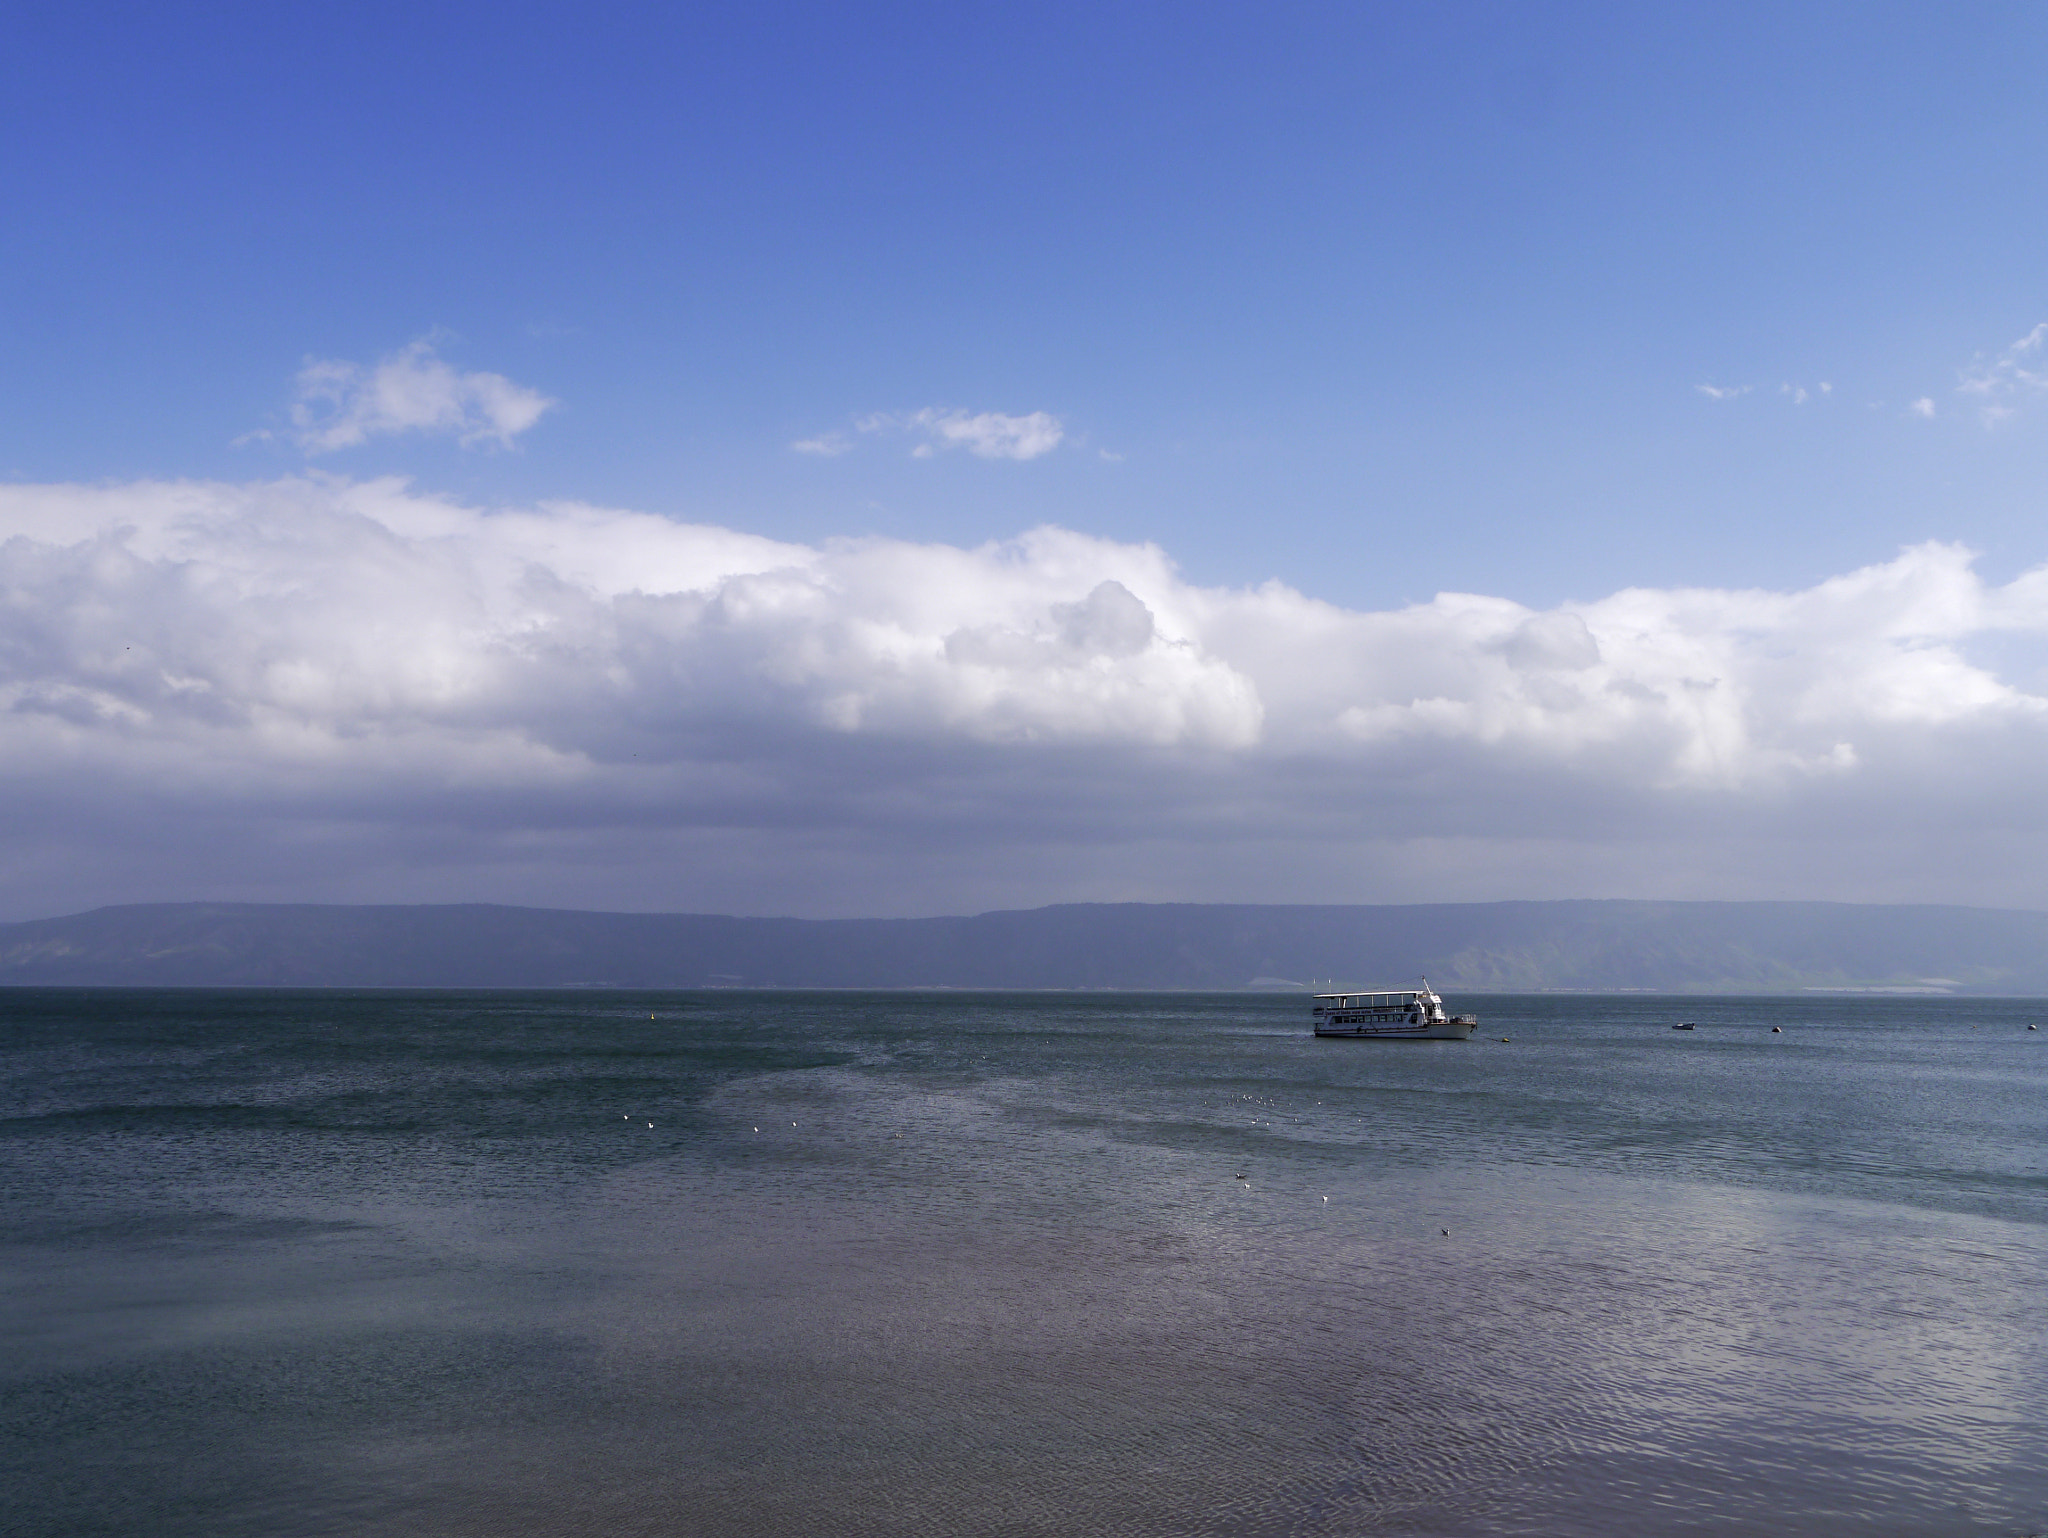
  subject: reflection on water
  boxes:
[3,989,2046,1535]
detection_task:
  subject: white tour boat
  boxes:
[1312,981,1476,1040]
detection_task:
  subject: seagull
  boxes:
[1441,1229,1450,1236]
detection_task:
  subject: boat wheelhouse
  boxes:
[1312,981,1476,1040]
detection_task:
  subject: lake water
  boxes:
[3,989,2046,1537]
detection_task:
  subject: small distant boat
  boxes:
[1672,1022,1696,1031]
[1313,980,1476,1040]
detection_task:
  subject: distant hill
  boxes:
[2,899,2047,992]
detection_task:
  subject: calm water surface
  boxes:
[3,990,2046,1536]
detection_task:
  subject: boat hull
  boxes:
[1314,1017,1476,1040]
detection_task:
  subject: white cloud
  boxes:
[797,408,1068,462]
[1699,381,1834,408]
[6,477,2048,915]
[850,408,1065,460]
[1910,397,1936,418]
[288,339,555,452]
[1957,322,2048,424]
[910,407,1064,460]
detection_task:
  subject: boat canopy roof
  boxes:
[1313,988,1438,1002]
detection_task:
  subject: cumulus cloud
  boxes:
[794,408,1066,461]
[288,339,555,452]
[5,477,2048,916]
[907,407,1064,459]
[842,408,1065,460]
[1696,383,1751,401]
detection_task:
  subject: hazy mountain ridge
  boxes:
[3,900,2047,992]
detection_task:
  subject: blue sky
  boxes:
[11,1,2048,602]
[5,3,2048,918]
